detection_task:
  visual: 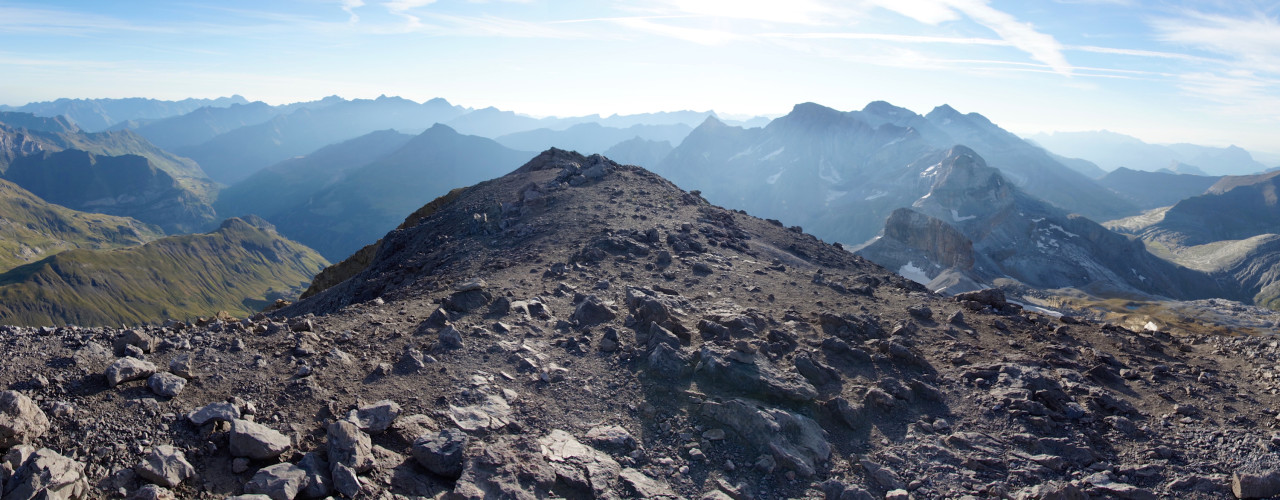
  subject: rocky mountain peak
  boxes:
[919,145,1013,215]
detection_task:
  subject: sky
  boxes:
[1,0,1278,154]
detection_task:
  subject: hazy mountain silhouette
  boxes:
[1029,130,1270,176]
[0,96,249,132]
[177,96,467,184]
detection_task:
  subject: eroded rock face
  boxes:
[701,398,830,476]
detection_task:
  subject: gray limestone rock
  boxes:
[134,445,195,488]
[4,447,90,500]
[105,357,157,387]
[146,372,186,398]
[701,398,830,476]
[244,463,306,500]
[188,402,240,426]
[0,391,49,449]
[327,420,374,474]
[347,400,401,433]
[229,419,291,460]
[411,428,468,478]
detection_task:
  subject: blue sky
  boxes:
[1,0,1278,154]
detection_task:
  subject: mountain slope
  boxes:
[213,129,415,221]
[177,96,467,184]
[0,178,163,270]
[922,105,1135,221]
[4,150,216,233]
[261,124,531,260]
[1110,171,1280,248]
[128,101,281,150]
[0,216,326,326]
[1097,167,1220,211]
[603,136,674,167]
[858,146,1226,300]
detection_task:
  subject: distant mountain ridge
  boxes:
[1029,130,1270,176]
[0,96,249,132]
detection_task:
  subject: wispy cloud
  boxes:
[863,0,1072,76]
[384,0,438,30]
[1152,11,1280,74]
[0,5,175,35]
[341,0,365,24]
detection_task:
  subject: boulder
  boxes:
[618,468,678,499]
[327,420,374,474]
[146,373,186,398]
[411,428,468,478]
[134,445,195,488]
[448,394,512,432]
[4,447,89,500]
[0,391,49,448]
[538,430,620,498]
[347,400,401,433]
[244,463,306,500]
[1233,471,1280,499]
[584,425,636,451]
[295,452,332,499]
[571,295,617,326]
[105,357,157,387]
[229,419,291,460]
[187,402,240,426]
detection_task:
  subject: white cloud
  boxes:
[863,0,1072,76]
[341,0,365,23]
[651,0,857,25]
[1152,11,1280,74]
[384,0,437,29]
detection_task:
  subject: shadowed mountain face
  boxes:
[0,216,326,327]
[858,146,1228,300]
[653,102,1135,248]
[177,96,468,184]
[1097,167,1220,211]
[237,124,532,261]
[603,136,674,168]
[1113,171,1280,248]
[5,150,216,234]
[0,116,219,232]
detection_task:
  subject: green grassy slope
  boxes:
[0,217,328,327]
[0,178,164,270]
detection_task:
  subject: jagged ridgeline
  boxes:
[0,217,326,327]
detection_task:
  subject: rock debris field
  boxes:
[3,149,1280,499]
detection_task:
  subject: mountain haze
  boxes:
[0,96,249,132]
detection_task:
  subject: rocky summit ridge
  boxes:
[2,150,1280,499]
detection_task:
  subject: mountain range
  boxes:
[0,96,250,132]
[1029,130,1273,176]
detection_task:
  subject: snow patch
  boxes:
[1144,321,1160,332]
[950,209,977,222]
[880,137,904,149]
[1048,224,1079,238]
[766,169,784,185]
[818,158,843,184]
[898,262,931,285]
[826,190,848,203]
[728,146,757,161]
[864,191,888,201]
[761,147,785,160]
[921,162,942,177]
